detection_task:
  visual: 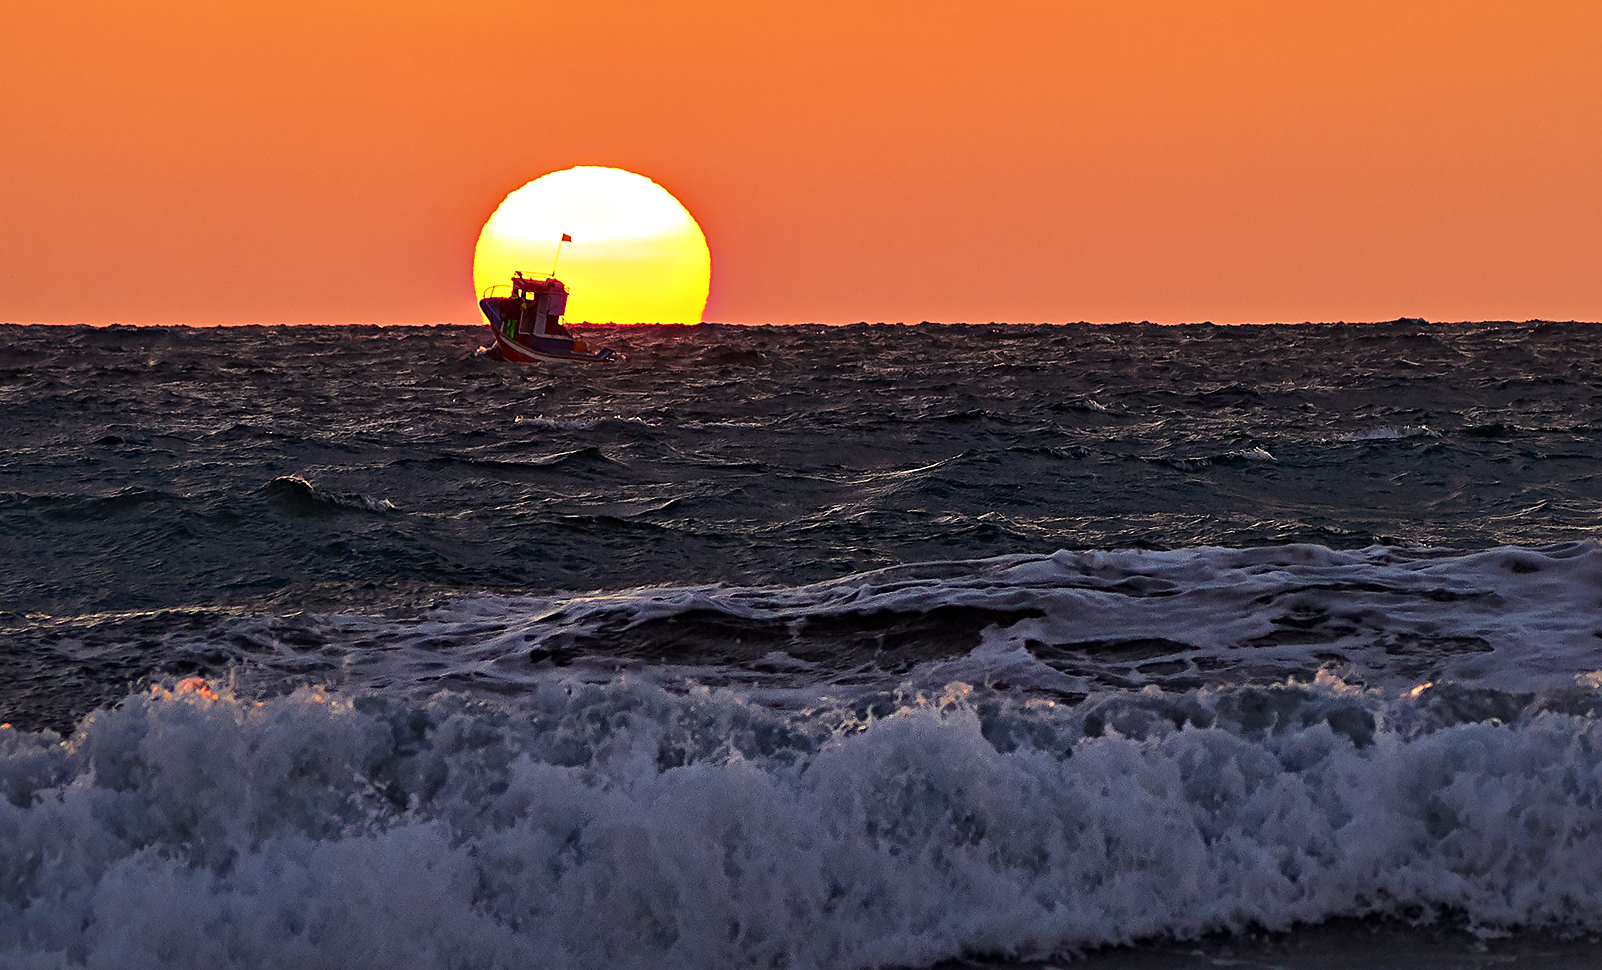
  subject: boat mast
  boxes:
[550,232,572,276]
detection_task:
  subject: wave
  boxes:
[698,345,768,367]
[394,446,626,479]
[143,542,1602,705]
[257,475,396,516]
[0,487,184,521]
[7,675,1602,968]
[513,415,655,433]
[1142,446,1276,470]
[6,539,1598,736]
[1332,425,1440,443]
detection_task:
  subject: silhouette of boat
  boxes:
[479,272,621,363]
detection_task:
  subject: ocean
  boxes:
[3,318,1602,968]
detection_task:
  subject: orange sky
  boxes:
[2,0,1598,324]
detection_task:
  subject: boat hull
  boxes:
[490,326,619,363]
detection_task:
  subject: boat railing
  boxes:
[483,271,561,300]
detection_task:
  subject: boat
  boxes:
[479,272,622,363]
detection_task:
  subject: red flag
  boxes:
[560,233,573,243]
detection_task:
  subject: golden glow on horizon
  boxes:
[472,167,711,325]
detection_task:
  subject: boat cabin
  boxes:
[498,272,572,341]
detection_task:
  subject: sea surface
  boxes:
[2,318,1602,968]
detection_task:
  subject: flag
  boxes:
[560,233,572,243]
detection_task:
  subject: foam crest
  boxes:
[257,475,396,515]
[1333,425,1440,442]
[6,676,1602,968]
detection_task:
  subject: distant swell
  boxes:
[393,446,624,479]
[0,488,182,520]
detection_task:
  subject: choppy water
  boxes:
[2,319,1602,968]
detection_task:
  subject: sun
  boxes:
[472,167,711,325]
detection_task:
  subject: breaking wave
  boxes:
[7,675,1602,968]
[257,475,397,516]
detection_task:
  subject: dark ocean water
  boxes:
[3,319,1602,968]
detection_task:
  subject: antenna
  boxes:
[550,232,572,276]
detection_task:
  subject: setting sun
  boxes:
[472,167,711,325]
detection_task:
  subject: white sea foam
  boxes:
[6,676,1602,968]
[513,415,654,432]
[679,420,771,431]
[1334,425,1440,443]
[1227,445,1276,461]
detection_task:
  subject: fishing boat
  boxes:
[479,272,622,363]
